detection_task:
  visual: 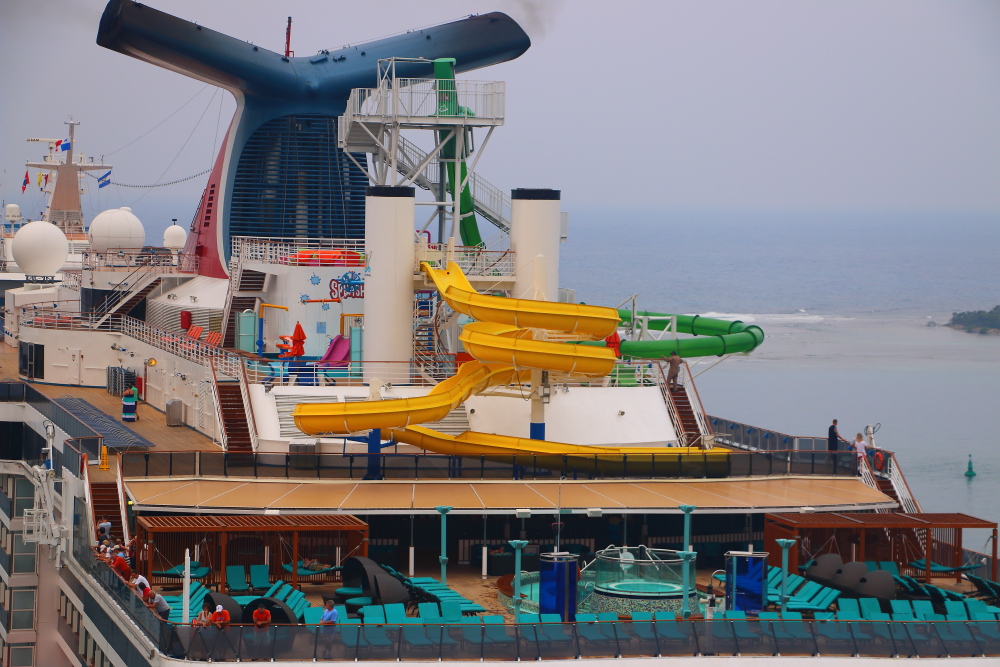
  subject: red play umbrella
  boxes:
[288,321,307,357]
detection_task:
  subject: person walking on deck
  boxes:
[853,433,868,473]
[121,385,139,422]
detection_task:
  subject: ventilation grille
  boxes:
[229,114,368,247]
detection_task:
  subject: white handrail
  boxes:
[207,360,229,451]
[238,360,259,453]
[115,453,132,544]
[654,361,688,446]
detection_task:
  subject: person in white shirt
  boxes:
[853,434,868,472]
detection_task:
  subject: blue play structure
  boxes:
[724,550,768,614]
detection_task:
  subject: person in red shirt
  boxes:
[210,605,231,629]
[110,553,132,580]
[251,602,272,656]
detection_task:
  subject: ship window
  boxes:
[12,534,36,574]
[10,588,36,630]
[9,646,33,667]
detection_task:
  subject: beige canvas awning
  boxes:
[124,476,894,515]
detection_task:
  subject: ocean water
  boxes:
[561,210,1000,544]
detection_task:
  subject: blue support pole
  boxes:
[509,540,528,620]
[436,506,452,584]
[679,505,696,551]
[776,538,797,615]
[677,550,697,619]
[364,428,382,480]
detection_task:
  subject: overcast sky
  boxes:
[1,0,998,239]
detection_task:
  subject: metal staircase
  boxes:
[394,136,511,233]
[220,265,267,348]
[92,268,162,327]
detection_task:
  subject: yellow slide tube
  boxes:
[421,261,621,339]
[293,361,524,435]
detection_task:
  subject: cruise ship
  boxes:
[1,2,997,665]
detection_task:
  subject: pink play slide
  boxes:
[316,335,350,367]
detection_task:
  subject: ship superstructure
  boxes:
[0,3,997,666]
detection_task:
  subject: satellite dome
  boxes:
[12,220,69,277]
[88,207,146,253]
[163,224,187,250]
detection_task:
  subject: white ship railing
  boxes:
[231,236,366,265]
[83,248,199,273]
[343,78,505,129]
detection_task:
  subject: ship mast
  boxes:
[25,122,111,235]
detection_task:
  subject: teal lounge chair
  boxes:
[539,613,575,644]
[858,597,883,619]
[418,602,441,622]
[628,612,658,643]
[249,564,271,591]
[944,600,969,619]
[838,599,861,616]
[890,599,914,616]
[304,606,324,624]
[909,559,982,573]
[911,600,937,621]
[440,599,463,622]
[965,598,1000,618]
[461,617,488,646]
[153,562,212,579]
[482,616,516,645]
[652,611,689,644]
[226,565,250,593]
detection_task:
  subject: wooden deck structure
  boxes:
[135,514,368,591]
[764,512,998,583]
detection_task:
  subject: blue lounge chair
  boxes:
[153,562,212,579]
[482,616,516,645]
[965,598,1000,618]
[858,598,883,619]
[909,559,982,573]
[890,599,914,616]
[575,613,615,646]
[418,602,441,621]
[652,611,689,644]
[838,599,861,616]
[248,564,271,591]
[461,617,488,646]
[303,606,324,624]
[539,613,576,644]
[226,565,250,593]
[911,600,937,621]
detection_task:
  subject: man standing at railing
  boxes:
[828,419,847,451]
[666,351,682,391]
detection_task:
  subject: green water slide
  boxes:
[434,58,483,247]
[614,310,765,359]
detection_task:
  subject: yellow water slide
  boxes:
[292,262,699,455]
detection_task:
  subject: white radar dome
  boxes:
[12,220,69,277]
[5,204,22,222]
[163,224,187,250]
[88,206,146,253]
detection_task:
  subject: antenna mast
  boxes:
[284,17,294,58]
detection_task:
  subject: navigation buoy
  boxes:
[965,454,976,478]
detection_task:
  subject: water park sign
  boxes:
[330,271,364,300]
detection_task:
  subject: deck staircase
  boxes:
[667,385,703,447]
[221,268,267,348]
[92,271,162,327]
[876,478,903,512]
[395,136,511,234]
[90,482,124,540]
[216,382,254,453]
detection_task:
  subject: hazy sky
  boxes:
[1,0,998,240]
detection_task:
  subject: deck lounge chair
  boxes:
[482,616,516,645]
[627,612,658,643]
[226,565,250,593]
[282,560,341,576]
[858,597,883,619]
[575,613,616,647]
[909,559,983,573]
[248,564,271,591]
[152,562,211,579]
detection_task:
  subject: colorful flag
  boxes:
[98,170,112,189]
[54,140,62,150]
[37,172,43,187]
[60,139,71,151]
[43,174,49,187]
[21,170,28,193]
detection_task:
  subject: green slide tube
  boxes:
[433,58,483,247]
[616,310,764,359]
[576,310,764,359]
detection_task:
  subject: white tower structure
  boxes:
[11,221,69,284]
[509,189,561,301]
[363,186,416,382]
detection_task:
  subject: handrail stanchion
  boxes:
[776,538,796,615]
[509,540,528,621]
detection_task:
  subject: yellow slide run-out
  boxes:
[293,262,701,456]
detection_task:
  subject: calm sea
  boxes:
[562,210,1000,544]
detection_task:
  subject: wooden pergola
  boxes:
[765,512,998,584]
[136,514,368,591]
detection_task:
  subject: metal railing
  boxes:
[152,617,1000,661]
[120,449,861,482]
[82,248,199,273]
[231,236,366,266]
[655,362,688,446]
[19,312,242,379]
[417,243,515,277]
[343,78,506,127]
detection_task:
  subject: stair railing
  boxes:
[115,453,131,544]
[886,452,922,513]
[680,361,711,447]
[219,257,242,345]
[237,359,260,453]
[208,360,229,451]
[654,360,688,446]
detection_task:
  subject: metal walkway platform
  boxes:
[55,397,156,450]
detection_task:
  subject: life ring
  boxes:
[874,451,885,471]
